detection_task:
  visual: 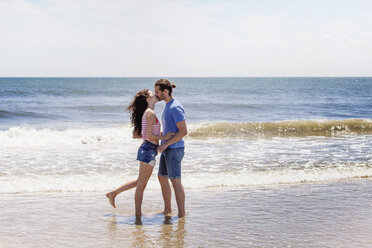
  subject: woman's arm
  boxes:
[146,110,172,140]
[157,120,187,153]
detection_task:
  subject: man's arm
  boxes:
[157,120,187,153]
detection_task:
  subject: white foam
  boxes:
[184,166,372,189]
[0,165,370,193]
[1,125,371,193]
[2,119,371,148]
[0,125,133,148]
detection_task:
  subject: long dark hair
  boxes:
[127,89,149,135]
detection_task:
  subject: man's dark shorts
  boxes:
[158,147,185,179]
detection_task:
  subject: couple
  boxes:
[106,79,187,219]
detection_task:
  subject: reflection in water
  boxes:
[163,215,172,225]
[106,215,120,247]
[158,217,186,248]
[107,215,118,231]
[106,214,186,247]
[132,223,152,247]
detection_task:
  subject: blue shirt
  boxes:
[161,98,186,148]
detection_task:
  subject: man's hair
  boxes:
[154,79,176,96]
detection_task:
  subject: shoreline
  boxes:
[1,178,371,247]
[2,174,371,195]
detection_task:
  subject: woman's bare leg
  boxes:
[135,162,154,217]
[106,180,138,208]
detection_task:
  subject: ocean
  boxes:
[1,77,371,247]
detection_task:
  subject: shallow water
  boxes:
[1,133,371,193]
[1,77,371,247]
[1,179,371,247]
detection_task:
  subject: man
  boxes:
[154,79,187,218]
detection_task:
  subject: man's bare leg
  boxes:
[158,175,172,214]
[171,178,185,218]
[106,180,137,208]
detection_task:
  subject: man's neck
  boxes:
[164,96,174,104]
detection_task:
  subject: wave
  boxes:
[1,119,371,148]
[0,163,370,193]
[0,110,47,119]
[68,105,126,112]
[188,119,372,138]
[0,125,133,148]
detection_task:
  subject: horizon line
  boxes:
[1,76,372,78]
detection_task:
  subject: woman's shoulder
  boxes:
[146,108,155,114]
[145,109,156,118]
[143,108,154,114]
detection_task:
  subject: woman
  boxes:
[106,89,173,218]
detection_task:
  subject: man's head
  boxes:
[154,79,176,101]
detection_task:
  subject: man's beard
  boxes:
[156,94,164,101]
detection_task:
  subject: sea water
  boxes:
[1,77,372,247]
[1,77,371,193]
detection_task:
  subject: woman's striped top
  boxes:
[141,110,161,141]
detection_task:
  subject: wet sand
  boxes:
[1,179,372,247]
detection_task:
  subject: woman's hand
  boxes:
[157,143,168,153]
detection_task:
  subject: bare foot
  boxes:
[106,192,116,208]
[163,209,172,215]
[135,214,142,225]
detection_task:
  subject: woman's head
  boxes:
[154,79,176,101]
[127,89,157,135]
[146,90,158,106]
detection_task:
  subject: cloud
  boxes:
[0,0,372,76]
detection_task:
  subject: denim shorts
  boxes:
[158,147,185,179]
[137,141,158,167]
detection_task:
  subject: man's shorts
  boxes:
[137,140,158,167]
[158,147,185,179]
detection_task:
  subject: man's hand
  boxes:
[133,132,142,139]
[164,131,174,140]
[157,143,168,153]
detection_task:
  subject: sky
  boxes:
[0,0,372,77]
